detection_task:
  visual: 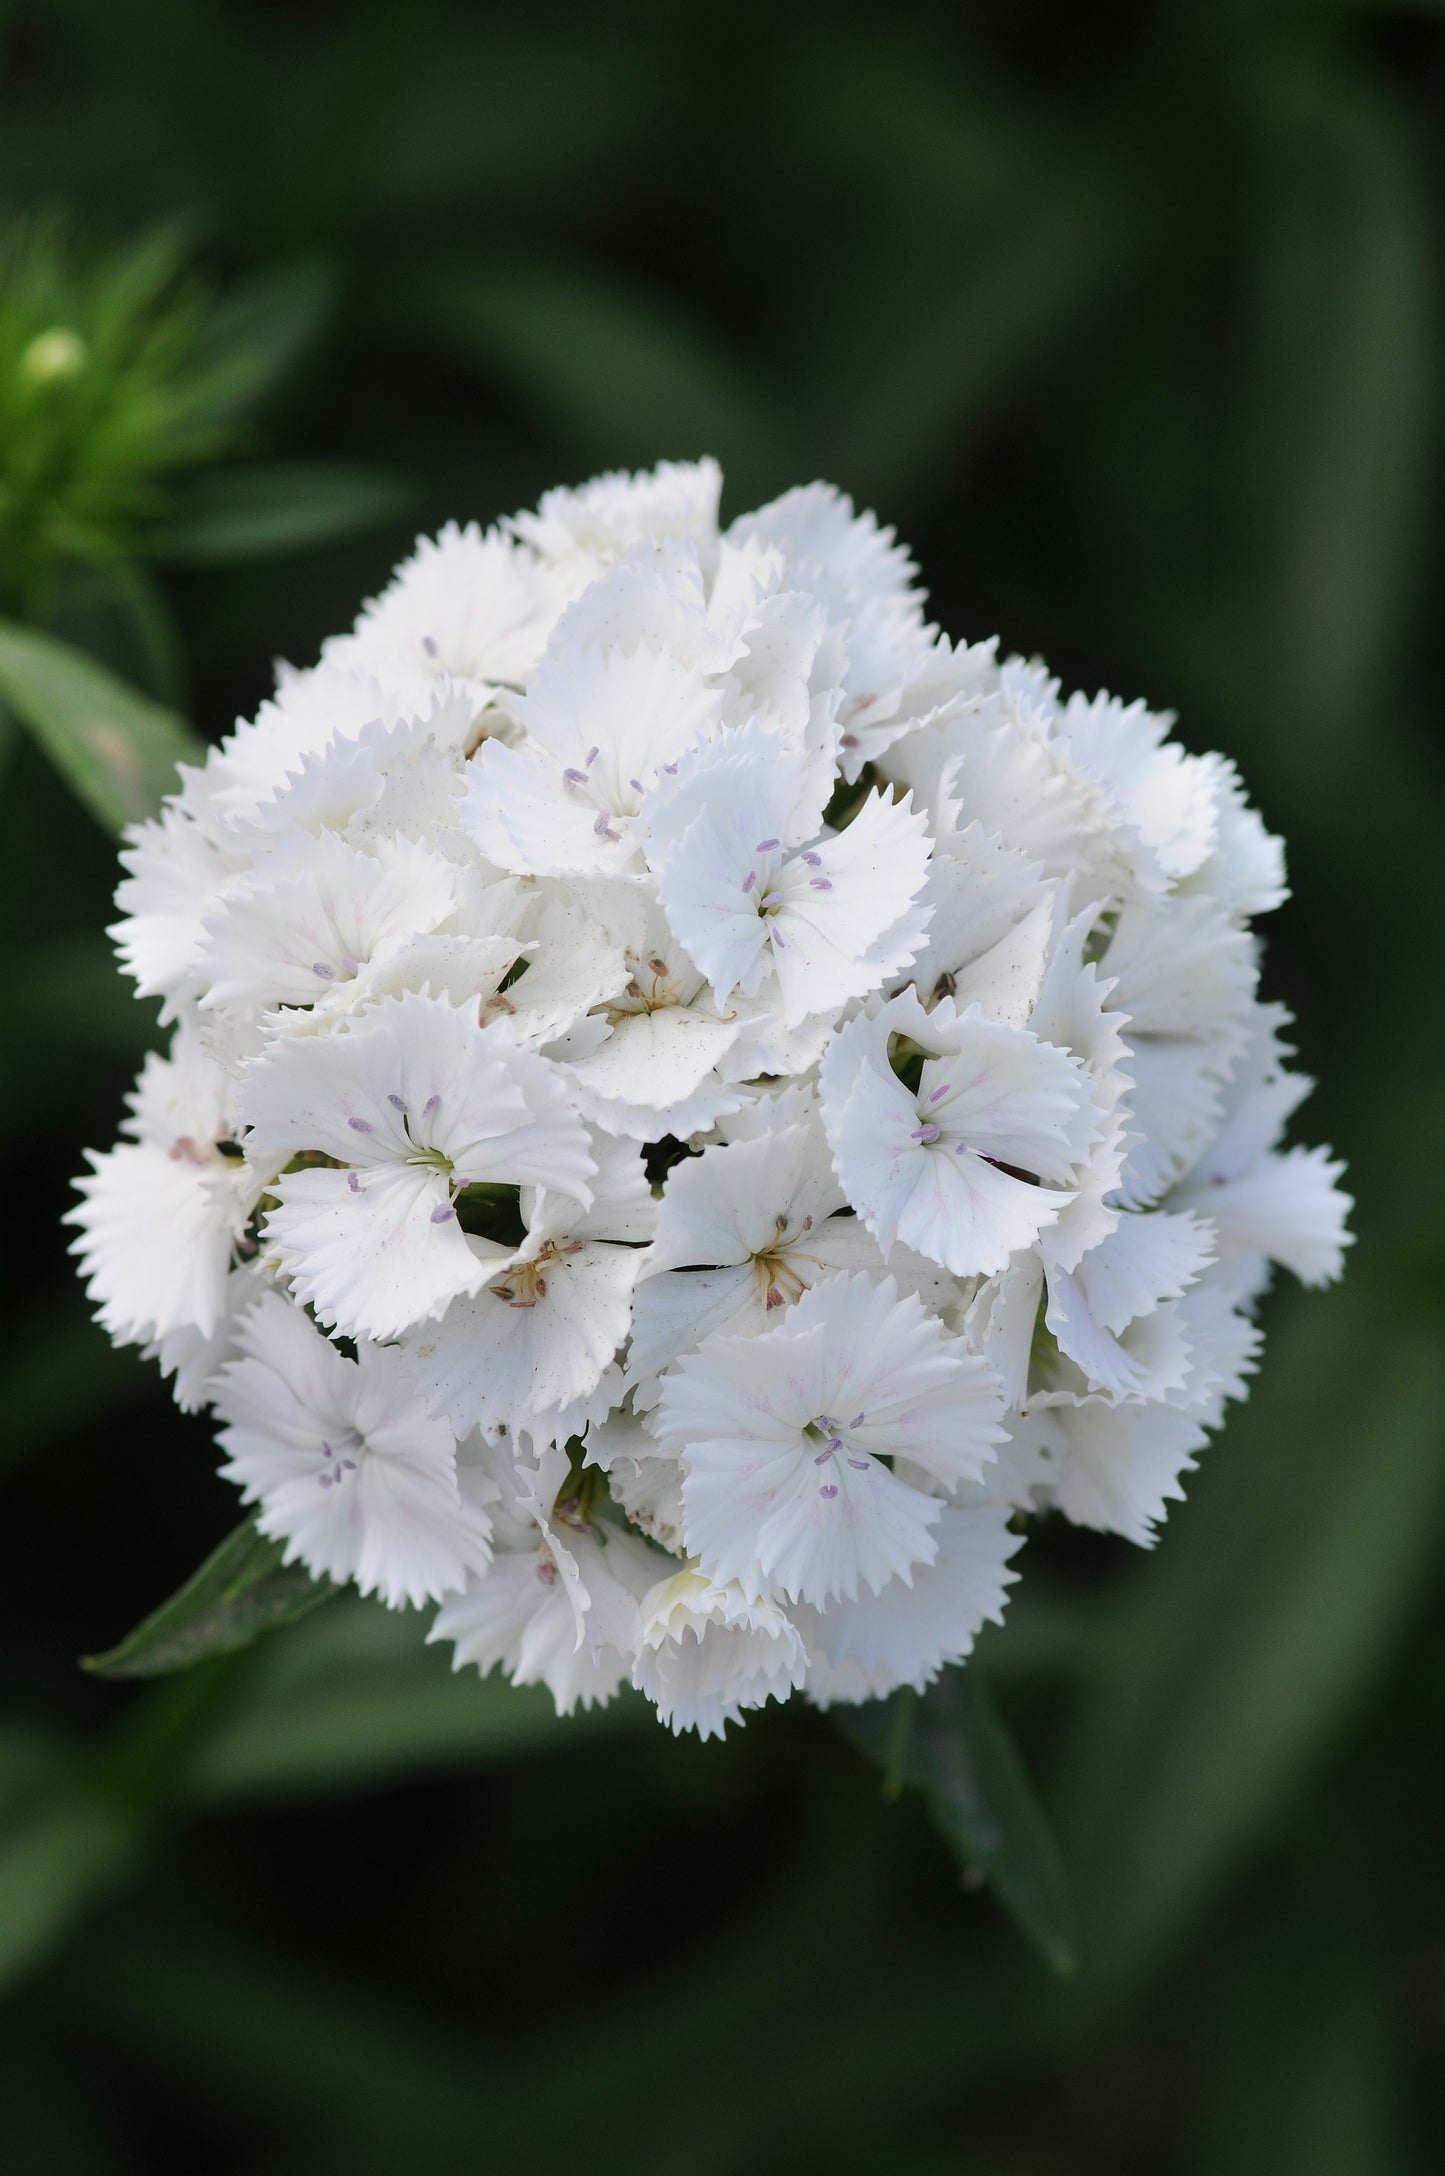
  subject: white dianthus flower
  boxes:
[214,1291,494,1607]
[70,457,1351,1732]
[632,1567,807,1739]
[239,989,596,1342]
[66,1026,264,1345]
[397,1132,653,1440]
[820,988,1101,1278]
[654,1273,1007,1608]
[795,1503,1022,1707]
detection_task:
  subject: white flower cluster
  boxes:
[70,459,1352,1737]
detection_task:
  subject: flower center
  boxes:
[754,1249,808,1310]
[608,950,688,1017]
[407,1143,454,1175]
[560,742,644,840]
[906,1078,957,1147]
[802,1411,873,1499]
[488,1236,585,1309]
[751,1209,817,1308]
[317,1428,363,1490]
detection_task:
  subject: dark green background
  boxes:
[3,3,1444,2169]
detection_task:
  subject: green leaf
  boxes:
[401,254,788,498]
[1058,1285,1445,2005]
[270,0,444,248]
[152,459,417,565]
[38,554,189,710]
[0,1790,140,1997]
[378,24,672,216]
[1229,70,1439,778]
[181,255,342,433]
[1193,1902,1407,2176]
[0,1664,263,1999]
[67,1933,502,2162]
[83,1517,337,1680]
[34,0,265,186]
[186,1593,644,1801]
[776,32,1154,503]
[0,618,201,833]
[0,1723,139,1998]
[838,1668,1078,1974]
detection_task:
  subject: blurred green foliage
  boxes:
[2,1,1444,2170]
[0,220,221,614]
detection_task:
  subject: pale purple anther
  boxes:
[911,1122,941,1143]
[819,1484,839,1499]
[563,767,587,786]
[423,1094,440,1116]
[387,1093,406,1112]
[847,1458,870,1472]
[629,778,645,793]
[312,961,335,980]
[928,1083,951,1103]
[801,851,822,866]
[813,1447,833,1466]
[348,1116,373,1133]
[318,1441,359,1489]
[430,1202,455,1224]
[809,877,832,890]
[584,745,599,766]
[593,811,616,837]
[347,1171,361,1194]
[848,1411,866,1428]
[755,838,779,852]
[741,870,756,895]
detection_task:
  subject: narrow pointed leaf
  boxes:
[0,1792,140,1997]
[153,460,417,565]
[0,1723,139,1997]
[1230,79,1437,776]
[838,1668,1078,1974]
[275,0,443,247]
[1194,1898,1407,2176]
[401,253,787,495]
[187,1596,645,1802]
[0,619,201,833]
[1058,1285,1445,2005]
[182,255,342,432]
[778,35,1153,502]
[83,1516,336,1680]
